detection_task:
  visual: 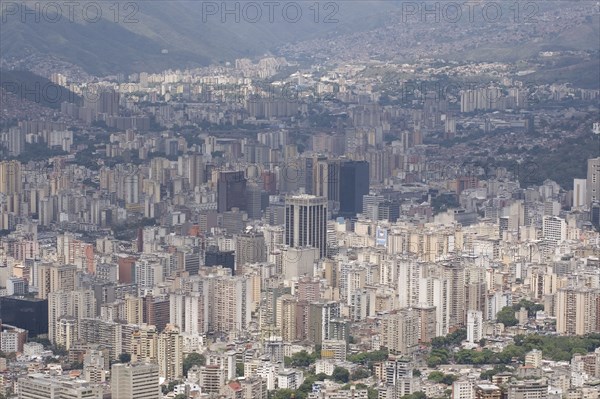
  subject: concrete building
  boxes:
[111,362,160,399]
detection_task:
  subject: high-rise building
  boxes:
[0,296,48,337]
[466,310,483,345]
[573,178,588,209]
[210,275,252,335]
[217,171,247,213]
[556,287,600,335]
[381,309,418,355]
[275,294,297,342]
[48,290,96,346]
[36,263,77,300]
[285,195,328,259]
[587,158,600,207]
[245,183,263,219]
[158,324,183,380]
[542,216,567,243]
[0,160,22,195]
[235,231,267,274]
[339,160,370,218]
[111,362,160,399]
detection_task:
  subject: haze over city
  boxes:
[0,1,599,399]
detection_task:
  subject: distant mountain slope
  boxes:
[0,1,400,75]
[0,70,81,108]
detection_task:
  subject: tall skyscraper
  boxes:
[158,324,183,380]
[467,310,483,344]
[573,178,588,209]
[339,160,370,218]
[587,157,600,207]
[235,231,267,274]
[0,160,22,195]
[556,287,600,335]
[285,195,328,258]
[111,363,160,399]
[217,171,247,213]
[381,309,419,355]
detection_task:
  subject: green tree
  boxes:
[183,352,206,377]
[236,363,244,377]
[118,353,131,364]
[496,306,518,327]
[350,367,371,380]
[288,350,318,368]
[332,367,350,383]
[270,389,296,399]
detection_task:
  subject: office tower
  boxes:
[158,324,183,380]
[124,172,140,205]
[339,160,370,218]
[466,310,483,344]
[381,309,418,355]
[592,203,600,227]
[573,178,588,209]
[587,158,600,207]
[245,183,262,219]
[556,287,600,335]
[205,246,235,273]
[377,201,401,222]
[235,231,267,274]
[542,216,567,243]
[363,193,385,217]
[0,296,48,337]
[217,171,247,212]
[312,157,340,203]
[285,195,328,259]
[111,363,160,399]
[0,160,22,195]
[6,127,24,157]
[17,374,102,398]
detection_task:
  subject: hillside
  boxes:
[0,1,400,75]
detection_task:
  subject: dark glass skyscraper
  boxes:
[217,171,247,213]
[339,160,370,218]
[0,296,48,337]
